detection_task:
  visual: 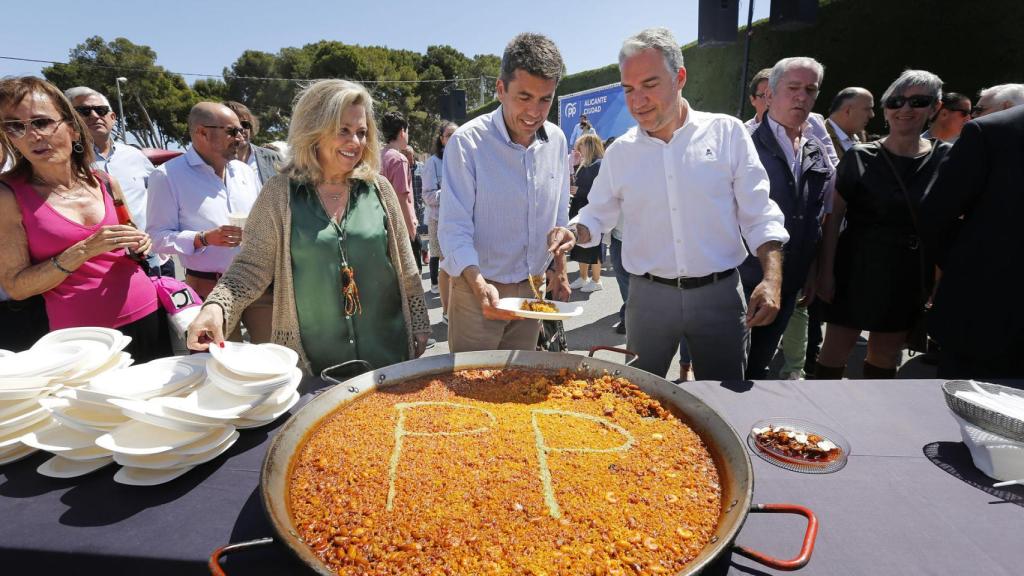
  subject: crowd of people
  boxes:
[2,28,1023,381]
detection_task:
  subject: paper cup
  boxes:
[228,213,248,229]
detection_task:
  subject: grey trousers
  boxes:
[625,272,749,381]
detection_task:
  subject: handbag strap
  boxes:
[876,141,930,301]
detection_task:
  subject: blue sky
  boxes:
[0,0,770,82]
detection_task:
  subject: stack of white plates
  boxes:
[32,327,133,385]
[24,355,206,479]
[0,376,58,465]
[205,343,302,428]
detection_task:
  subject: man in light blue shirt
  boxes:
[65,86,169,275]
[439,33,572,352]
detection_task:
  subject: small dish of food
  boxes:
[747,418,850,473]
[496,297,584,321]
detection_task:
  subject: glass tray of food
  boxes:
[747,418,850,474]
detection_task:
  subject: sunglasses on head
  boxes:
[203,125,245,137]
[1,117,65,139]
[74,105,111,117]
[883,95,935,109]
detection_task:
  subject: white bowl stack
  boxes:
[23,354,206,479]
[1,327,132,466]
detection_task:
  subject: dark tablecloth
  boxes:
[1,378,1021,575]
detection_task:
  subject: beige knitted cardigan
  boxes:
[204,173,430,375]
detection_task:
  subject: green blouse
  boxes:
[289,179,409,374]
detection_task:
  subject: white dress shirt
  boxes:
[146,146,260,274]
[439,106,570,283]
[421,154,443,222]
[574,106,788,279]
[826,118,858,151]
[92,141,163,266]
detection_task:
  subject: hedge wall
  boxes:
[470,0,1024,134]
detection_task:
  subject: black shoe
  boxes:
[615,321,626,335]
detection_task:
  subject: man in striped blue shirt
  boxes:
[439,33,574,352]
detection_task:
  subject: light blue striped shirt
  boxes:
[438,106,570,284]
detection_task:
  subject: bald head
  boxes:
[828,87,875,135]
[188,102,236,136]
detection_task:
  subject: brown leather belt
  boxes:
[640,268,735,290]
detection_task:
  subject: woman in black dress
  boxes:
[568,134,605,292]
[815,70,950,379]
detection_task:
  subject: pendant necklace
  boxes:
[316,183,362,317]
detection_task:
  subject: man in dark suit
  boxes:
[825,87,874,159]
[741,57,835,380]
[920,104,1024,379]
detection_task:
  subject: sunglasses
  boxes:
[74,105,111,117]
[239,121,253,131]
[203,125,245,138]
[883,95,935,109]
[970,105,988,117]
[944,108,970,116]
[752,92,766,99]
[1,117,65,139]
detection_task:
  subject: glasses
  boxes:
[203,125,245,138]
[944,107,970,116]
[970,105,988,117]
[74,105,111,117]
[752,93,766,99]
[239,121,253,131]
[1,117,65,139]
[883,95,935,109]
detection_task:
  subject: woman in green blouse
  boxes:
[186,80,431,374]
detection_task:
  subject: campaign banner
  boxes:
[558,82,635,149]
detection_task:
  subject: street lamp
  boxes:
[114,77,127,142]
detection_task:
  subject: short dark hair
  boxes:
[380,110,407,143]
[829,87,866,115]
[940,92,969,107]
[499,33,565,86]
[748,68,771,97]
[225,101,258,135]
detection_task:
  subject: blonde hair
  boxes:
[280,79,379,184]
[574,133,605,170]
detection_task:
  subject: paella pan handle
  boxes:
[320,360,374,385]
[733,503,818,571]
[587,346,639,366]
[208,537,275,576]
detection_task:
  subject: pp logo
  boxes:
[170,288,195,310]
[564,102,577,117]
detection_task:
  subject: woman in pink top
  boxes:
[0,77,169,362]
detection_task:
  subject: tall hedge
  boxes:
[470,0,1023,134]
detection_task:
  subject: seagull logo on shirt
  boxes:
[703,148,716,161]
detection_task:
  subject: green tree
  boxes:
[43,36,196,148]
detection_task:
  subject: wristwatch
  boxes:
[199,231,209,247]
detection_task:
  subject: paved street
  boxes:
[419,259,938,381]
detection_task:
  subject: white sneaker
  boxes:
[430,284,440,294]
[569,277,587,289]
[581,280,603,293]
[441,313,448,325]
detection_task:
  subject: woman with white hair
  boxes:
[186,79,430,374]
[815,70,950,379]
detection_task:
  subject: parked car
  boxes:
[141,148,184,166]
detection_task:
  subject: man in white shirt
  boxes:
[146,102,268,342]
[743,68,771,131]
[564,28,789,380]
[825,87,874,157]
[745,57,836,380]
[65,86,169,275]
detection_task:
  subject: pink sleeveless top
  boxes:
[11,175,158,329]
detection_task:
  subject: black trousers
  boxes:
[0,295,49,352]
[119,308,173,363]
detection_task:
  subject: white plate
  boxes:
[40,397,130,430]
[96,420,212,455]
[0,443,38,465]
[0,383,61,401]
[206,358,292,396]
[20,422,103,452]
[0,343,88,378]
[55,386,132,409]
[247,369,302,411]
[57,444,113,461]
[209,342,296,378]
[88,360,199,399]
[236,391,300,428]
[37,455,114,478]
[0,416,54,448]
[179,430,239,466]
[0,376,54,391]
[63,352,133,386]
[496,297,584,320]
[175,425,238,455]
[0,349,12,358]
[0,396,41,421]
[157,380,270,420]
[114,464,195,486]
[0,403,49,429]
[108,398,217,433]
[114,450,184,470]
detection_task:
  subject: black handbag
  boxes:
[877,145,930,354]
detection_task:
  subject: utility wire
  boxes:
[0,55,496,85]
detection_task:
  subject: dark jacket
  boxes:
[251,145,282,187]
[740,119,833,295]
[919,105,1024,359]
